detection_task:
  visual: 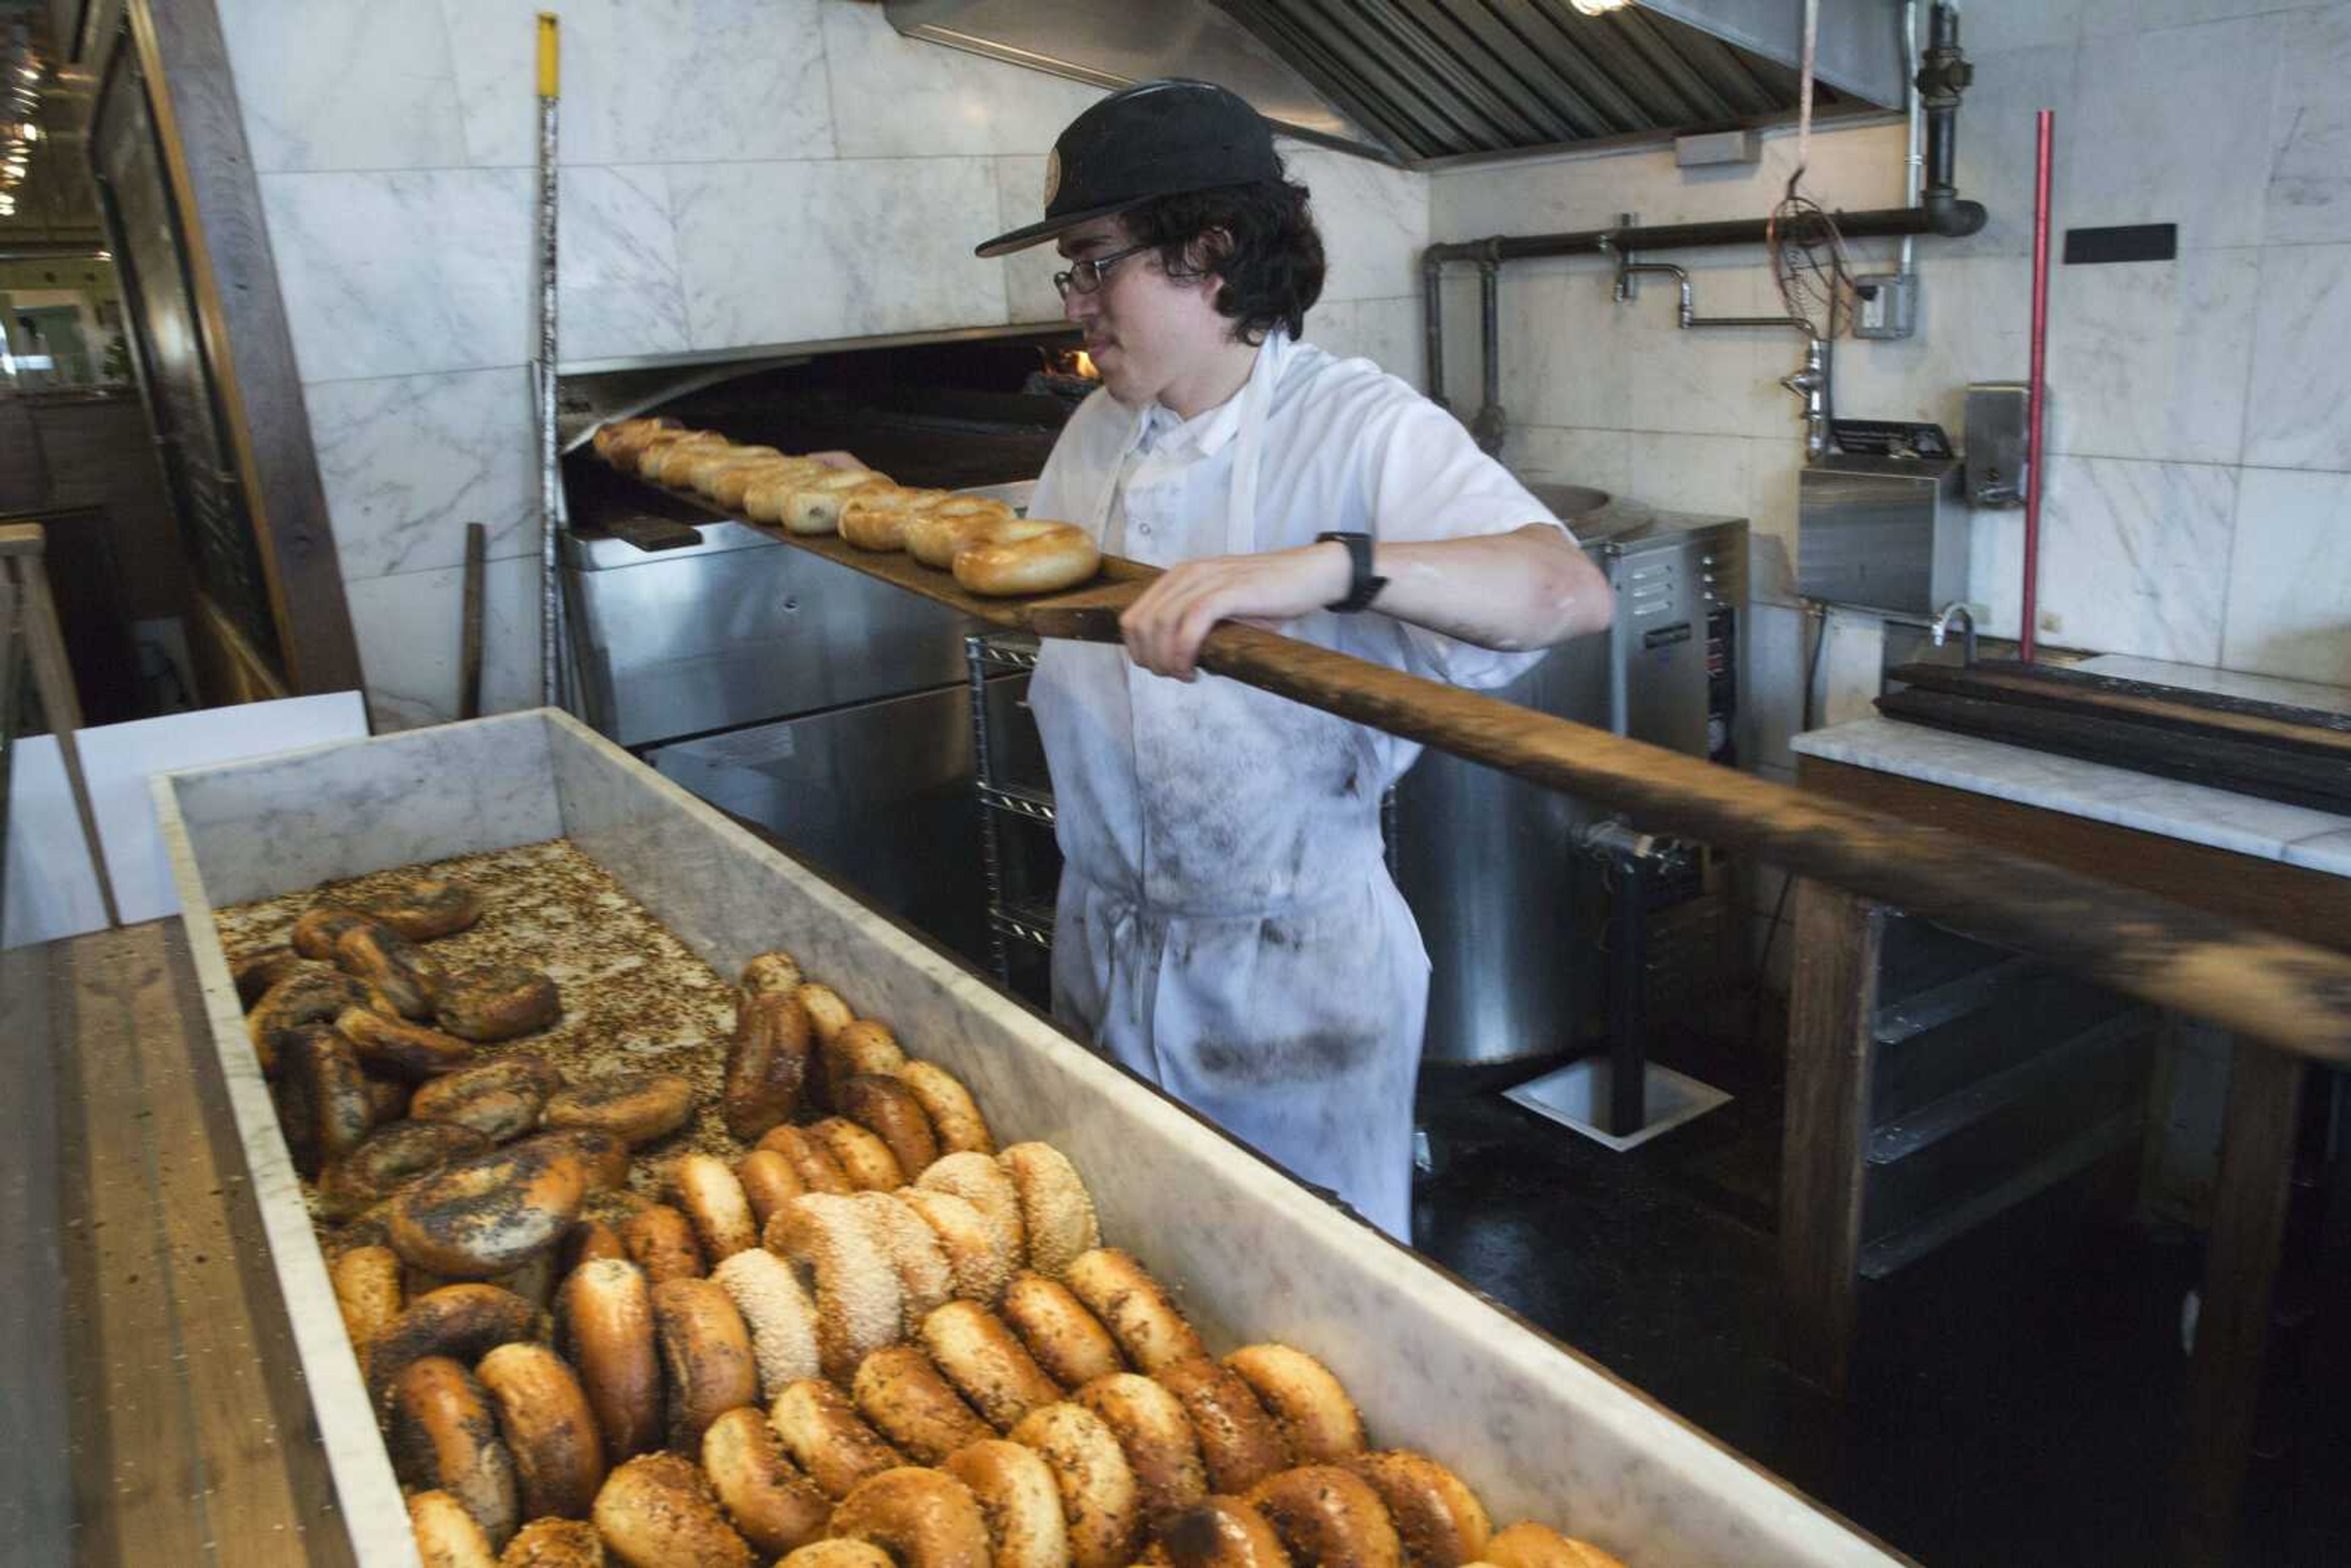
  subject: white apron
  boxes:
[1026,339,1430,1240]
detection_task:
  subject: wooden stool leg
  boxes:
[1779,879,1885,1396]
[2170,1042,2304,1564]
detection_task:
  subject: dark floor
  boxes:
[1408,1021,2351,1567]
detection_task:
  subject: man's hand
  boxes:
[1119,541,1351,680]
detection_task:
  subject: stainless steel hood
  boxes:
[885,0,1903,167]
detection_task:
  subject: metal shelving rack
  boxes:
[966,629,1055,985]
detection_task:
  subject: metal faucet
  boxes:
[1930,601,1977,666]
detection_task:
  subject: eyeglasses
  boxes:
[1052,242,1153,300]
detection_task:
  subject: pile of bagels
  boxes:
[235,879,571,1187]
[244,879,1624,1568]
[590,416,1102,599]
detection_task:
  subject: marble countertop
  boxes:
[1792,655,2351,880]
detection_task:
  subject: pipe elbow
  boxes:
[1925,195,1988,236]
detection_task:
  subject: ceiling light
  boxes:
[1569,0,1632,13]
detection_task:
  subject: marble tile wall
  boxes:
[1427,0,2351,779]
[217,0,1434,728]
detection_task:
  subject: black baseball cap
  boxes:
[975,79,1282,258]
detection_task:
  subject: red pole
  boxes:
[2022,110,2053,662]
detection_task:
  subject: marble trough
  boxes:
[156,708,1903,1567]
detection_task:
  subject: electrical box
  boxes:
[1851,272,1918,340]
[1963,382,2032,509]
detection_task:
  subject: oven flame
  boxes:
[1070,350,1099,380]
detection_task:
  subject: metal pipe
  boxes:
[1420,253,1448,409]
[1425,201,1974,268]
[1901,0,1924,276]
[1471,253,1505,453]
[1919,2,1977,236]
[1615,259,1829,456]
[2023,108,2053,662]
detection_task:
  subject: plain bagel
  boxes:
[554,1256,662,1466]
[951,519,1101,597]
[475,1340,607,1521]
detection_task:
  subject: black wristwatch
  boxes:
[1316,531,1388,613]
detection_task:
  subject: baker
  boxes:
[978,80,1613,1241]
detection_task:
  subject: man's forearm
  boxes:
[1353,524,1614,651]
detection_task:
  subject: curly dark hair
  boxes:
[1121,177,1326,343]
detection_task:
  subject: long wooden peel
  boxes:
[617,467,2351,1064]
[1024,599,2351,1068]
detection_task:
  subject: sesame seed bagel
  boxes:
[476,1341,607,1521]
[898,1188,1016,1307]
[1064,1248,1206,1373]
[554,1258,661,1466]
[591,1451,755,1568]
[1001,1270,1127,1389]
[852,1343,995,1463]
[1010,1401,1144,1568]
[769,1191,902,1383]
[768,1377,905,1499]
[711,1245,823,1397]
[999,1144,1100,1278]
[1154,1356,1292,1496]
[830,1466,994,1568]
[856,1191,955,1334]
[700,1405,830,1558]
[919,1152,1026,1265]
[1222,1347,1364,1464]
[943,1438,1072,1568]
[921,1299,1065,1432]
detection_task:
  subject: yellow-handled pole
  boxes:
[534,13,564,707]
[537,11,560,99]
